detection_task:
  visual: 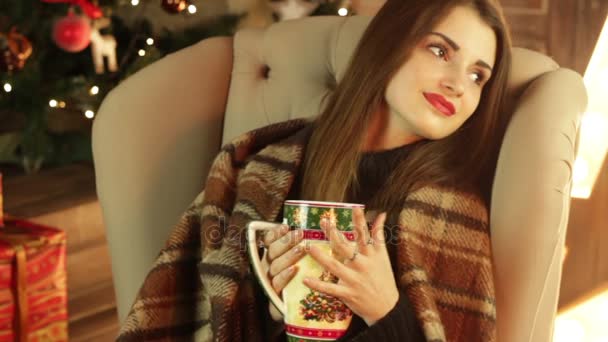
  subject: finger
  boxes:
[267,229,304,261]
[321,218,353,260]
[271,264,298,293]
[262,223,290,248]
[303,275,347,300]
[268,242,306,278]
[371,212,387,250]
[306,244,354,282]
[353,207,371,253]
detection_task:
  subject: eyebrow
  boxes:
[429,32,494,72]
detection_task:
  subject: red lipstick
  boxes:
[423,92,455,116]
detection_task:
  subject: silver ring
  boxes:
[366,237,374,246]
[347,249,358,263]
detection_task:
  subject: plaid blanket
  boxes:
[117,118,496,342]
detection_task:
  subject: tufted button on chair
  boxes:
[92,15,587,341]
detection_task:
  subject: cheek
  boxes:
[386,69,422,103]
[462,92,482,118]
[385,76,407,106]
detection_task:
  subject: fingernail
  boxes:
[293,246,302,254]
[288,265,296,273]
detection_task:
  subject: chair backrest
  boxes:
[93,15,587,341]
[223,15,588,341]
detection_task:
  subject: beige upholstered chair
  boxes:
[92,15,587,341]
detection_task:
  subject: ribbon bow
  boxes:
[41,0,103,19]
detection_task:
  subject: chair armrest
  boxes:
[92,36,233,322]
[491,68,587,342]
[508,47,559,99]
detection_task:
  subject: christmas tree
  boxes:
[0,0,343,174]
[300,270,352,323]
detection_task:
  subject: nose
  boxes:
[440,67,465,97]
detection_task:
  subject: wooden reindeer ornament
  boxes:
[90,17,117,74]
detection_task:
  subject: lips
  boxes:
[423,92,455,117]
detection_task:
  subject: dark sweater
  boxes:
[261,144,426,341]
[336,145,427,342]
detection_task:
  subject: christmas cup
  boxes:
[247,201,364,342]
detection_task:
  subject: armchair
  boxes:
[92,15,587,341]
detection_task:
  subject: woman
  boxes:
[261,0,511,340]
[116,0,512,341]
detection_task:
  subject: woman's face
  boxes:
[383,5,497,141]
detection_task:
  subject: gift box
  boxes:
[0,217,68,342]
[0,174,4,227]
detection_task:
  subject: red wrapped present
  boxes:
[0,217,67,342]
[0,174,4,227]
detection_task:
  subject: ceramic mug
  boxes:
[247,200,365,342]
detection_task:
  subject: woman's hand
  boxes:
[302,208,399,326]
[259,222,306,321]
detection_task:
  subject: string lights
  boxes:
[89,85,99,95]
[48,99,66,108]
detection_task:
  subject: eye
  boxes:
[428,44,448,60]
[469,71,486,85]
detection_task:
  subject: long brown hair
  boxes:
[300,0,512,212]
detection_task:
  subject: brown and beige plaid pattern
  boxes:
[116,118,496,342]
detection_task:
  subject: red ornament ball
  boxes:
[161,0,188,14]
[52,12,91,53]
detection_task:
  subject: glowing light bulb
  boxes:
[84,110,95,119]
[146,38,154,46]
[338,8,349,16]
[131,0,139,6]
[138,49,146,57]
[49,99,58,108]
[3,83,11,92]
[187,4,197,14]
[90,86,99,95]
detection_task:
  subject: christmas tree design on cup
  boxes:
[299,270,353,323]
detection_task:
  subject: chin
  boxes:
[416,121,451,141]
[415,128,444,141]
[425,133,448,141]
